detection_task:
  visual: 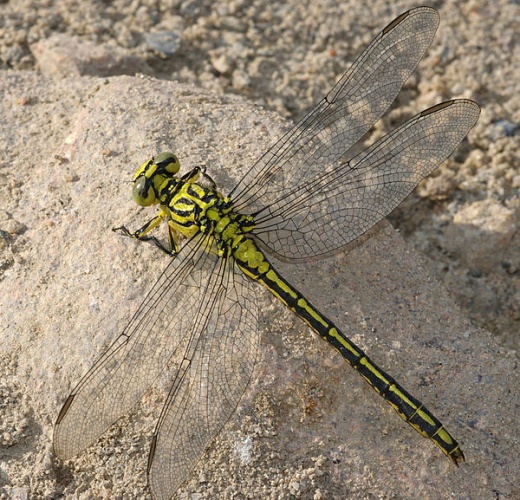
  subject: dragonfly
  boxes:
[54,6,479,499]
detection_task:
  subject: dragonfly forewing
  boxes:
[230,7,440,214]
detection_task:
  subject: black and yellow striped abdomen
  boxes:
[233,237,464,464]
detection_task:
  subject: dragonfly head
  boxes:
[132,152,180,206]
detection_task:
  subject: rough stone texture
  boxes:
[1,1,519,498]
[0,72,517,499]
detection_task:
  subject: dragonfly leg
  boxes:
[113,210,179,256]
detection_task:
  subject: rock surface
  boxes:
[0,72,518,499]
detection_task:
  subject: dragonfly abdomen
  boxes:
[234,237,464,464]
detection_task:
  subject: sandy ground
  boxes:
[0,0,519,499]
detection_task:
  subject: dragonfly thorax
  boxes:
[134,153,256,254]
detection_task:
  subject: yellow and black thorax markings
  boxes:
[156,170,255,256]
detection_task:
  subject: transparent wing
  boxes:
[251,100,480,260]
[148,256,258,499]
[54,233,222,459]
[229,7,439,213]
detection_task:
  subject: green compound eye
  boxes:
[132,175,155,206]
[154,152,179,174]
